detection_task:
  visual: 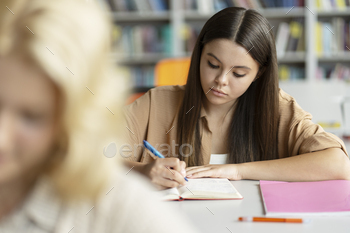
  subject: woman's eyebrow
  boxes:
[234,66,251,70]
[207,53,251,70]
[207,53,222,63]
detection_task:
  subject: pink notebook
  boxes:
[260,180,350,216]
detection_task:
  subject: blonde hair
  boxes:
[0,0,126,200]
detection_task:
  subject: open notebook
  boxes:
[160,178,243,201]
[260,180,350,216]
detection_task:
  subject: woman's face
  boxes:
[0,56,58,185]
[200,39,260,108]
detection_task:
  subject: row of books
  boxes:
[279,64,350,81]
[316,64,350,81]
[128,65,305,85]
[183,0,303,12]
[106,0,350,13]
[315,18,350,56]
[172,20,350,59]
[113,25,173,57]
[127,64,350,84]
[129,64,307,84]
[184,19,305,57]
[127,66,155,87]
[125,63,350,87]
[107,0,169,12]
[278,65,305,81]
[316,0,350,10]
[183,24,201,53]
[275,19,305,58]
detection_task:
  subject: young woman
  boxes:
[0,0,199,232]
[124,7,350,189]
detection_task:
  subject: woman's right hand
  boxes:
[142,158,187,189]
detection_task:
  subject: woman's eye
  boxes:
[208,61,219,69]
[21,112,43,125]
[233,72,246,78]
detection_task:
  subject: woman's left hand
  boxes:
[185,164,243,180]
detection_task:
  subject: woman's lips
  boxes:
[212,88,227,96]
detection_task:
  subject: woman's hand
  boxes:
[142,158,187,190]
[185,164,242,180]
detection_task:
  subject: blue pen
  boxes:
[143,140,188,182]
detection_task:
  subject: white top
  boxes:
[0,166,199,233]
[209,154,228,164]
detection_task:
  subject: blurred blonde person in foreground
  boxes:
[0,0,198,232]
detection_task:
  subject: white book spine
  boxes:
[276,22,290,58]
[197,0,214,14]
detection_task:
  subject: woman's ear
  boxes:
[258,66,266,76]
[254,66,266,81]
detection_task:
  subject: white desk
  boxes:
[168,180,350,233]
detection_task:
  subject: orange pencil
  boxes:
[238,217,310,223]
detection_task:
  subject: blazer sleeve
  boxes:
[280,93,348,158]
[122,92,151,162]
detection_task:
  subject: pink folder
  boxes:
[260,180,350,216]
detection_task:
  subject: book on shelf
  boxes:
[122,66,155,88]
[161,25,173,56]
[315,18,350,56]
[316,0,350,10]
[197,0,213,13]
[332,64,350,81]
[275,22,290,57]
[315,21,323,56]
[113,24,173,57]
[287,18,304,52]
[275,18,304,58]
[316,64,350,81]
[183,0,304,13]
[107,0,169,12]
[183,24,201,52]
[323,22,333,56]
[332,17,346,53]
[279,65,305,81]
[260,0,299,8]
[160,178,243,201]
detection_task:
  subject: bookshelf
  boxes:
[105,0,350,136]
[109,0,310,85]
[183,7,305,20]
[112,11,170,21]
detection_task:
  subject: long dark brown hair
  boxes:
[177,7,279,166]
